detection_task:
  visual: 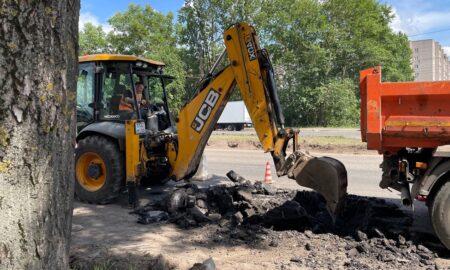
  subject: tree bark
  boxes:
[0,1,79,269]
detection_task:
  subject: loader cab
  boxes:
[77,54,172,133]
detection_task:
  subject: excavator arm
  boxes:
[167,22,348,217]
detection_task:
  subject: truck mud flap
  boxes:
[289,156,348,220]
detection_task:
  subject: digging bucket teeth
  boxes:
[286,152,348,220]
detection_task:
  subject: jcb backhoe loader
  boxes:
[75,22,348,217]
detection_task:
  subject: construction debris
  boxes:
[131,171,448,269]
[137,210,168,224]
[189,257,216,270]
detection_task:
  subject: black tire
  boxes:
[235,124,243,131]
[430,181,450,249]
[226,124,235,131]
[75,135,124,204]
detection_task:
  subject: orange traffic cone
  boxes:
[264,161,273,184]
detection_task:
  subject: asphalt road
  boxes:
[213,128,361,140]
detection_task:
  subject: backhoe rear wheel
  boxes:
[75,135,124,204]
[430,180,450,249]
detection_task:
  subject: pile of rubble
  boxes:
[133,170,284,228]
[132,171,447,269]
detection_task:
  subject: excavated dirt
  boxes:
[70,175,450,270]
[127,177,449,270]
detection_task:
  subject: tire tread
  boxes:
[75,135,124,204]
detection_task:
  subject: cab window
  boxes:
[99,62,139,121]
[147,76,164,105]
[77,63,95,130]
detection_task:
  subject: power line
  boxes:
[409,28,450,37]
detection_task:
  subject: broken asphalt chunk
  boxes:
[226,170,246,183]
[236,187,253,202]
[137,210,168,224]
[189,257,216,270]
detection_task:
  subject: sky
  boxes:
[80,0,450,55]
[79,0,184,32]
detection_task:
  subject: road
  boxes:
[213,128,361,140]
[204,148,392,198]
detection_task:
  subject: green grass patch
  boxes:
[301,136,363,146]
[209,134,259,142]
[209,134,363,147]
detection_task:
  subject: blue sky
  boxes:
[80,0,450,54]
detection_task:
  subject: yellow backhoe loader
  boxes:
[75,22,348,217]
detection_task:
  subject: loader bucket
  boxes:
[290,156,348,220]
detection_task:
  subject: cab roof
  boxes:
[78,54,165,66]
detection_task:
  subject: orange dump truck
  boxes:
[360,66,450,250]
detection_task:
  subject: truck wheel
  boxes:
[75,135,124,204]
[235,124,243,131]
[430,181,450,249]
[226,124,235,131]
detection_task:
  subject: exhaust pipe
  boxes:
[400,184,412,206]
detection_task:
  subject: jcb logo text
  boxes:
[245,35,257,61]
[191,89,220,133]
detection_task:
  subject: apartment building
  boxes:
[410,40,450,81]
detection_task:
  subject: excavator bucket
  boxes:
[288,155,348,220]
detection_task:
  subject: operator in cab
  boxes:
[119,81,151,118]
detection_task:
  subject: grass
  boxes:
[209,134,259,142]
[209,134,363,147]
[301,136,364,146]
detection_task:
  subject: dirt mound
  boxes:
[131,177,448,269]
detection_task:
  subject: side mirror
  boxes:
[80,70,88,77]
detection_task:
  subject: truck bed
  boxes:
[360,66,450,153]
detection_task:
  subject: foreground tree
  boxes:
[0,1,79,269]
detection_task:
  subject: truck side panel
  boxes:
[360,66,450,153]
[217,101,251,124]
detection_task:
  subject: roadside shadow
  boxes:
[70,249,176,270]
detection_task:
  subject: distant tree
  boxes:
[178,0,264,98]
[83,0,412,126]
[0,0,79,269]
[79,23,108,55]
[322,0,413,83]
[293,79,359,126]
[257,0,412,126]
[178,0,222,77]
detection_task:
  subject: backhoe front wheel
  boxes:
[75,135,124,204]
[430,181,450,250]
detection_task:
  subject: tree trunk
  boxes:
[0,1,79,269]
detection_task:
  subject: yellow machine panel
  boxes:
[169,67,236,179]
[224,23,279,152]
